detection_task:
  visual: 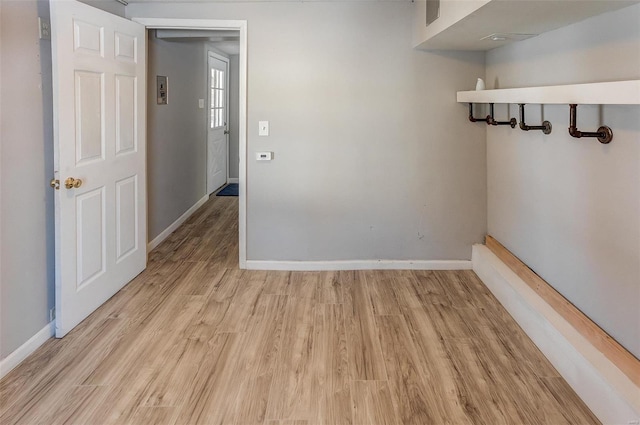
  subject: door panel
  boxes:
[75,71,104,163]
[115,75,136,154]
[76,187,106,287]
[73,19,103,55]
[115,32,137,62]
[116,175,138,261]
[51,0,146,337]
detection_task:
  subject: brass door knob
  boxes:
[50,179,60,190]
[64,177,83,189]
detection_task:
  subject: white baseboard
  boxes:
[472,244,640,425]
[147,194,209,252]
[227,178,239,184]
[0,321,54,380]
[245,259,472,271]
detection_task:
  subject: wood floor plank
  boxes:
[129,406,177,425]
[216,271,265,333]
[0,197,600,425]
[139,336,210,408]
[175,261,222,296]
[0,318,126,424]
[80,366,157,425]
[351,381,399,425]
[206,268,242,302]
[232,294,288,425]
[411,269,451,306]
[420,301,479,339]
[318,271,343,304]
[401,306,472,425]
[289,271,319,300]
[264,295,316,422]
[389,275,423,309]
[364,270,401,316]
[311,303,351,425]
[442,337,525,425]
[540,376,601,425]
[343,271,388,381]
[173,332,243,425]
[376,314,442,425]
[184,297,230,341]
[263,271,292,295]
[36,385,109,425]
[82,295,203,387]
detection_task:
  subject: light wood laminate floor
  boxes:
[0,195,599,424]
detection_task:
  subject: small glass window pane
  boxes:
[209,66,226,129]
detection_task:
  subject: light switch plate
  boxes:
[198,99,205,109]
[157,76,168,105]
[256,152,273,161]
[258,121,269,136]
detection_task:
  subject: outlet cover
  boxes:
[39,17,51,40]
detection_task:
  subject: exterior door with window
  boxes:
[207,53,229,194]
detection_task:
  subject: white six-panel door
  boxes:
[51,0,146,337]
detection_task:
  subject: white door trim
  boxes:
[133,18,247,268]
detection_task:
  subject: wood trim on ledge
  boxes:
[485,235,640,388]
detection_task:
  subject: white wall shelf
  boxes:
[457,80,640,105]
[414,0,640,51]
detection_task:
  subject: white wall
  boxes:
[147,35,208,241]
[128,1,487,262]
[485,4,640,357]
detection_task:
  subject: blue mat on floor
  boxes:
[216,183,238,197]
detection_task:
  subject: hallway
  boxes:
[0,196,598,424]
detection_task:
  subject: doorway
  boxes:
[135,18,248,268]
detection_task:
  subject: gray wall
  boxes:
[128,1,487,262]
[0,0,54,359]
[485,4,640,357]
[228,54,240,180]
[147,35,207,242]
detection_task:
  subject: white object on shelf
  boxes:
[457,80,640,105]
[475,78,485,91]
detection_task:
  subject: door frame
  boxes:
[205,49,230,193]
[132,18,247,268]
